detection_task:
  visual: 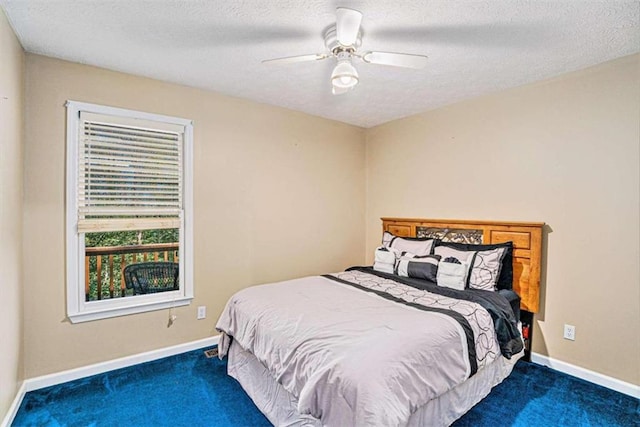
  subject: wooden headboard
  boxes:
[381,218,544,313]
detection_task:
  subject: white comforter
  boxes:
[216,270,500,426]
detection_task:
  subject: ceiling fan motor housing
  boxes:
[325,26,361,56]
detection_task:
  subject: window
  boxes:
[66,101,193,323]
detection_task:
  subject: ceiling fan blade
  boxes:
[336,7,362,46]
[361,51,428,69]
[262,53,329,65]
[373,24,550,48]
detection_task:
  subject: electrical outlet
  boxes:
[563,324,576,341]
[197,306,206,320]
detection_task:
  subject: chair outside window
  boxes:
[124,262,179,295]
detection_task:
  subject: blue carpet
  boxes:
[13,348,270,427]
[13,348,639,427]
[454,361,639,427]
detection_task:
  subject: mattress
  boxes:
[216,268,523,425]
[228,340,523,427]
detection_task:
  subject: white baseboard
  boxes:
[531,352,640,399]
[1,381,26,427]
[24,335,219,392]
[1,336,219,427]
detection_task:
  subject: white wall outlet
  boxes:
[197,306,206,320]
[563,324,576,341]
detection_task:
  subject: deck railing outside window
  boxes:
[85,243,179,301]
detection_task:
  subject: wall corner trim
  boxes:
[1,381,26,427]
[2,335,220,426]
[531,352,640,398]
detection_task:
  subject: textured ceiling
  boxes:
[2,0,639,128]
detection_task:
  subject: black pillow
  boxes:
[396,254,441,282]
[433,241,514,290]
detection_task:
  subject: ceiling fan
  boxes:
[263,7,428,95]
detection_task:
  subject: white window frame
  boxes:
[65,101,194,323]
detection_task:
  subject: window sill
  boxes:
[67,296,193,323]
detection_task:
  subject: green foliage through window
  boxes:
[85,228,179,301]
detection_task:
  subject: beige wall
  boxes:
[15,39,640,390]
[23,54,366,377]
[0,8,24,420]
[365,54,640,385]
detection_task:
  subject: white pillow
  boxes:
[373,246,400,274]
[382,231,395,247]
[433,246,476,264]
[468,247,507,291]
[434,245,507,291]
[383,231,435,256]
[433,246,475,285]
[436,260,470,290]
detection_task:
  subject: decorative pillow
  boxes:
[436,258,470,290]
[383,231,435,256]
[433,246,476,263]
[434,241,514,290]
[373,246,401,274]
[396,254,441,282]
[469,248,507,291]
[434,245,508,291]
[382,231,395,247]
[468,247,508,291]
[433,246,476,286]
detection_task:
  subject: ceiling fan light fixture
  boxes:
[331,59,359,90]
[262,7,428,96]
[331,85,353,95]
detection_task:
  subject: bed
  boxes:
[216,218,544,426]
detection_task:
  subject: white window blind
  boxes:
[77,111,185,233]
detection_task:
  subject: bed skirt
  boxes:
[227,340,523,427]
